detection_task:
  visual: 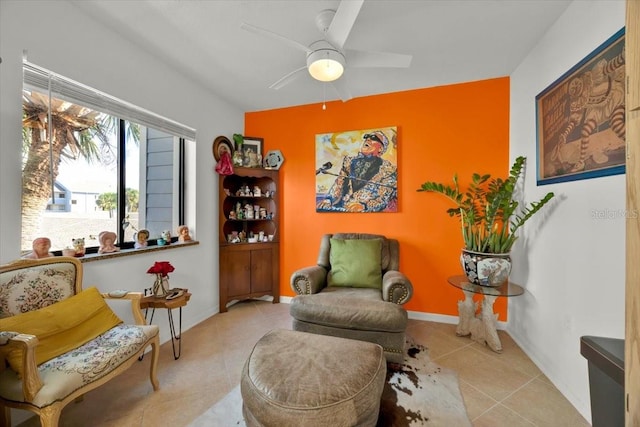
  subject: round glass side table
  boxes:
[447,275,524,353]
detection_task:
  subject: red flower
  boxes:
[147,261,175,276]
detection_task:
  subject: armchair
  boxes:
[290,233,413,363]
[0,257,159,427]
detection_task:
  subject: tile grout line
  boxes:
[493,374,543,426]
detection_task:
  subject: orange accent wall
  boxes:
[245,77,510,319]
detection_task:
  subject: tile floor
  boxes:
[15,300,590,426]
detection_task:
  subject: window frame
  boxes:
[22,61,194,254]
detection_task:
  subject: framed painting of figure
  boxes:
[315,126,398,213]
[536,28,625,185]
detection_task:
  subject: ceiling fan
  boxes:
[240,0,412,101]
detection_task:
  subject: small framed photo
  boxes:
[242,137,263,168]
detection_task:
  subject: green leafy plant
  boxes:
[417,156,554,253]
[233,133,244,150]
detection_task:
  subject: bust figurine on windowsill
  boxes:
[23,237,53,259]
[161,230,172,245]
[134,229,149,249]
[177,225,192,243]
[98,231,119,254]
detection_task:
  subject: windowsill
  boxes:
[75,240,199,263]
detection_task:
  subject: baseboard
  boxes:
[407,310,508,330]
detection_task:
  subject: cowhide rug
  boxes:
[377,338,471,426]
[190,337,471,427]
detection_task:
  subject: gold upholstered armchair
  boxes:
[289,233,413,363]
[0,257,159,427]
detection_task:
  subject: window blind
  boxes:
[23,61,196,141]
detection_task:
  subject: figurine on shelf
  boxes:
[253,186,261,197]
[215,149,234,176]
[72,238,86,257]
[177,225,192,243]
[242,148,250,166]
[229,211,236,220]
[23,237,53,259]
[233,150,244,167]
[62,247,76,257]
[213,135,234,176]
[161,230,172,245]
[98,231,119,254]
[134,229,149,249]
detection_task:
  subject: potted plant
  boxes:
[417,156,554,286]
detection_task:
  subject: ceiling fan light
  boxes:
[307,49,345,82]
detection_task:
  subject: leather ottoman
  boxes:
[241,329,386,427]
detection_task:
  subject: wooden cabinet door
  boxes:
[222,249,251,298]
[250,248,273,294]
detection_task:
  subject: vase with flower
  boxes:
[147,261,175,297]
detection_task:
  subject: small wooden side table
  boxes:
[140,290,191,359]
[447,275,524,353]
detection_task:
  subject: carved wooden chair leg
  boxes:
[40,405,62,427]
[149,336,160,390]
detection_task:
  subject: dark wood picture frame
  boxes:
[241,137,263,168]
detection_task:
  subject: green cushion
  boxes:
[328,238,383,289]
[0,287,122,376]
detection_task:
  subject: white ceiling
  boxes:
[70,0,571,112]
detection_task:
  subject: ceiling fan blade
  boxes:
[269,66,308,90]
[345,49,413,68]
[240,22,311,54]
[331,76,352,102]
[326,0,364,49]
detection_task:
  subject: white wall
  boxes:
[0,0,240,352]
[509,0,626,422]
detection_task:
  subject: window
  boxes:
[21,62,195,253]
